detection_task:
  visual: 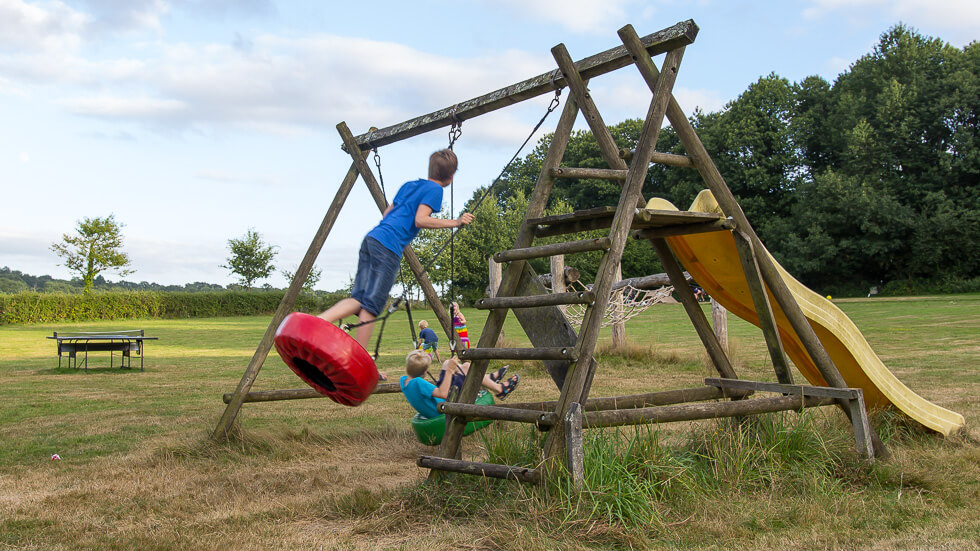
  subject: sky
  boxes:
[1,0,977,291]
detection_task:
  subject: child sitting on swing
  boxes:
[401,350,519,419]
[317,149,474,379]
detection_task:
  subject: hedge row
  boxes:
[0,291,339,325]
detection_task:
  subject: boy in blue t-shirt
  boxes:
[417,319,441,363]
[400,350,520,419]
[318,150,474,377]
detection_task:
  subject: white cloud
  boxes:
[58,95,186,118]
[0,0,88,52]
[804,0,980,33]
[195,169,284,188]
[19,151,29,163]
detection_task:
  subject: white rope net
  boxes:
[563,280,675,328]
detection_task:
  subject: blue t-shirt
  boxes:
[367,179,443,256]
[419,327,438,348]
[400,375,443,418]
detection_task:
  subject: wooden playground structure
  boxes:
[214,20,895,486]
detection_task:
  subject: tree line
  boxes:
[408,24,978,301]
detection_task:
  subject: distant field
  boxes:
[0,296,977,549]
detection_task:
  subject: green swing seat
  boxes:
[411,390,495,446]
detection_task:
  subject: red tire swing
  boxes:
[274,313,379,406]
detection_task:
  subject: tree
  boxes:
[223,228,278,291]
[50,215,133,293]
[281,264,322,294]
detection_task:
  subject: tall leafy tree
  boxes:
[50,215,133,293]
[223,228,278,291]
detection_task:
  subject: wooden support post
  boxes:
[565,402,584,489]
[488,257,502,298]
[730,230,793,384]
[434,96,582,470]
[612,263,627,349]
[211,162,360,442]
[711,298,728,355]
[650,238,737,379]
[488,256,504,341]
[550,254,566,294]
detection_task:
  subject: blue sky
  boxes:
[1,0,977,290]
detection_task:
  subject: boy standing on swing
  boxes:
[318,150,474,375]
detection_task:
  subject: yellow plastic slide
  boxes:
[647,190,965,436]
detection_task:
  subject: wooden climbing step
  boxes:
[458,346,578,362]
[475,291,595,310]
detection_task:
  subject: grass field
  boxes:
[1,296,978,550]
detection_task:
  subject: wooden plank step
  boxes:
[475,291,595,310]
[417,456,541,483]
[438,402,558,426]
[493,237,610,263]
[527,206,617,227]
[459,347,578,361]
[531,208,728,238]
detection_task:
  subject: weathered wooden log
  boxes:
[565,402,584,489]
[222,383,402,404]
[498,385,752,412]
[418,456,541,483]
[611,271,691,291]
[550,167,628,180]
[459,346,578,361]
[619,148,695,167]
[584,395,835,428]
[475,291,594,310]
[351,21,698,150]
[438,402,557,426]
[494,237,610,263]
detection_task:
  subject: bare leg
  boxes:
[318,298,362,323]
[354,309,386,380]
[353,309,376,350]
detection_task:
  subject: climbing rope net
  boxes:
[563,280,675,328]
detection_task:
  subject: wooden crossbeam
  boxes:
[349,21,698,151]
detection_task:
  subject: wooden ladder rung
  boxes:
[459,347,578,361]
[475,291,595,310]
[619,148,695,168]
[438,402,558,426]
[527,206,617,227]
[494,237,610,263]
[417,455,541,483]
[549,167,628,180]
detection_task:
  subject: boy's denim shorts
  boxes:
[350,236,401,316]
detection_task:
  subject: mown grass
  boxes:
[0,295,978,549]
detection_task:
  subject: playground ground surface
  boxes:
[0,295,978,550]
